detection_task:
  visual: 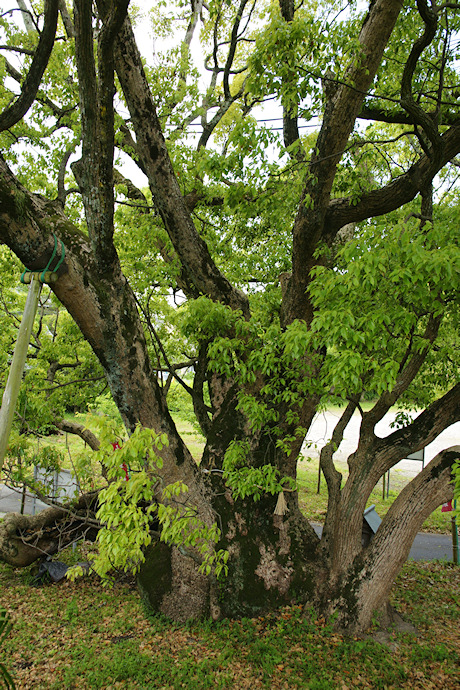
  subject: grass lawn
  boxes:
[1,412,459,688]
[1,553,459,690]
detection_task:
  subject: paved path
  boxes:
[311,523,456,562]
[409,530,456,562]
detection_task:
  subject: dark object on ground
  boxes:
[31,558,90,586]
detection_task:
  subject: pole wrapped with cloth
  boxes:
[0,236,65,471]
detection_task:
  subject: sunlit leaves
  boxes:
[92,424,164,579]
[157,497,228,579]
[222,439,296,500]
[308,218,460,402]
[81,420,229,581]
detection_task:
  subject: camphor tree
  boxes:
[0,0,459,633]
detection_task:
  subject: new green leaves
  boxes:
[309,219,460,402]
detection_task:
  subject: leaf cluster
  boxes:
[309,217,460,404]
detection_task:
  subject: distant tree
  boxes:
[0,0,459,633]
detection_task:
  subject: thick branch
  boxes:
[373,447,458,549]
[358,105,460,126]
[0,0,59,133]
[223,0,250,100]
[71,0,128,272]
[374,382,460,473]
[113,171,199,297]
[279,0,303,160]
[54,418,100,450]
[57,146,77,205]
[0,156,200,491]
[16,0,36,32]
[282,0,404,325]
[362,445,458,586]
[343,382,459,523]
[320,401,356,554]
[59,0,75,38]
[113,15,249,315]
[324,124,460,236]
[337,445,458,632]
[400,0,441,152]
[197,93,244,149]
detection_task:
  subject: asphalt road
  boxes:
[1,483,457,564]
[310,523,456,563]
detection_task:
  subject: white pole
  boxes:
[0,276,42,471]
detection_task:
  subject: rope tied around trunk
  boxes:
[20,233,65,285]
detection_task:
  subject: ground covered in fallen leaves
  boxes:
[1,556,459,689]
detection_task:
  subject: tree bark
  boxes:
[281,0,404,326]
[0,492,99,567]
[138,476,323,621]
[0,0,59,132]
[323,446,458,633]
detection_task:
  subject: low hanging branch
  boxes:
[0,491,100,567]
[54,419,101,451]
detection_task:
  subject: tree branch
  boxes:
[324,124,460,237]
[15,0,36,32]
[58,0,75,39]
[279,0,304,161]
[374,382,460,472]
[364,445,458,576]
[0,0,59,133]
[54,418,100,450]
[281,0,404,325]
[72,0,129,271]
[400,0,441,154]
[112,14,249,315]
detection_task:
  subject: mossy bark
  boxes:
[0,493,99,567]
[137,479,324,621]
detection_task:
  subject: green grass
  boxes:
[1,554,459,689]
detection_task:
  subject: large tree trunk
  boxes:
[318,447,457,633]
[138,481,323,622]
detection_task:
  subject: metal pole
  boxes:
[0,276,42,471]
[383,471,390,499]
[452,499,458,566]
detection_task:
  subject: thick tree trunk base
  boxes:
[137,487,323,622]
[137,542,213,623]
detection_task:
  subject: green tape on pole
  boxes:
[0,276,42,471]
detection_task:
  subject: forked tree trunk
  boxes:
[318,448,457,633]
